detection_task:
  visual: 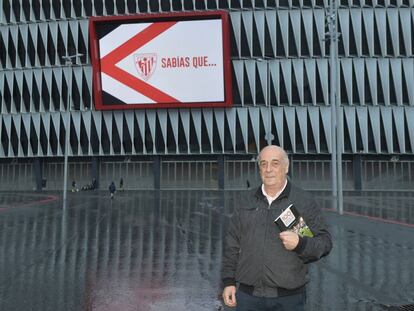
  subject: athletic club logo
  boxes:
[134,53,157,81]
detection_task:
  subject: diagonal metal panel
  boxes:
[214,109,225,152]
[12,114,23,156]
[146,110,156,153]
[284,107,296,152]
[356,106,368,153]
[316,59,328,105]
[374,9,387,55]
[203,109,214,152]
[296,107,308,152]
[314,9,326,57]
[23,70,34,111]
[320,107,332,153]
[378,59,390,106]
[245,60,256,105]
[2,115,13,156]
[305,60,316,106]
[392,107,405,153]
[82,110,92,155]
[179,109,190,153]
[386,9,399,56]
[72,111,81,141]
[402,59,414,106]
[341,59,353,105]
[168,109,179,152]
[353,59,365,105]
[41,113,51,155]
[31,113,40,139]
[260,106,271,143]
[362,9,374,56]
[237,108,249,152]
[134,110,146,154]
[405,108,414,152]
[278,11,289,56]
[124,111,135,153]
[257,61,267,105]
[242,11,253,55]
[248,107,260,153]
[366,59,377,104]
[5,72,15,112]
[368,106,381,153]
[308,106,320,152]
[281,60,292,105]
[390,59,402,106]
[400,9,411,56]
[73,67,84,109]
[226,108,236,152]
[191,109,202,152]
[230,12,241,57]
[253,10,265,56]
[0,117,3,157]
[380,106,393,153]
[51,112,62,155]
[113,111,124,154]
[48,22,58,64]
[265,10,277,56]
[22,114,33,155]
[19,24,29,67]
[344,106,357,152]
[302,10,313,56]
[157,110,168,152]
[293,60,304,105]
[14,71,24,112]
[9,26,20,67]
[273,107,284,148]
[350,8,362,56]
[270,60,279,106]
[1,28,10,68]
[290,11,301,57]
[338,9,350,56]
[103,111,113,154]
[233,60,244,105]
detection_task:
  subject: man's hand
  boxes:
[222,285,237,307]
[279,231,299,250]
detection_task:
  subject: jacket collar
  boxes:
[255,179,291,203]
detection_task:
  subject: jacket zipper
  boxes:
[260,201,270,295]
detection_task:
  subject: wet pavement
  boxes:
[0,190,413,311]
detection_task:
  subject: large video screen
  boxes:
[89,11,232,110]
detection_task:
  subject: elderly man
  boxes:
[221,145,332,311]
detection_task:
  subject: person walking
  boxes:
[221,145,332,310]
[109,181,116,199]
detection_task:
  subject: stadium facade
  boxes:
[1,0,414,191]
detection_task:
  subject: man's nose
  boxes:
[265,163,272,171]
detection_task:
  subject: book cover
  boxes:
[274,204,314,238]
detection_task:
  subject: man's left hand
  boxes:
[279,231,299,250]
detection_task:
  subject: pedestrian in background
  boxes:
[109,181,116,199]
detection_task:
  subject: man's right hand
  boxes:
[222,285,237,307]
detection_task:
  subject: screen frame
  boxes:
[89,11,232,110]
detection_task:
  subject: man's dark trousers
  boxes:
[235,289,306,311]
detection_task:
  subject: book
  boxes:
[274,204,314,237]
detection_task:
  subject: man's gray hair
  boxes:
[257,145,289,165]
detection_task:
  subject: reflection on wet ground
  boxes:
[0,190,413,311]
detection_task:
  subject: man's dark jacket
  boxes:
[221,181,332,297]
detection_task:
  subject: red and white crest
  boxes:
[134,53,157,81]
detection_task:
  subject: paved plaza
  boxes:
[0,190,413,311]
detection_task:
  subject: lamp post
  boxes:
[327,0,343,214]
[62,53,83,210]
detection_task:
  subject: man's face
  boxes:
[258,148,289,189]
